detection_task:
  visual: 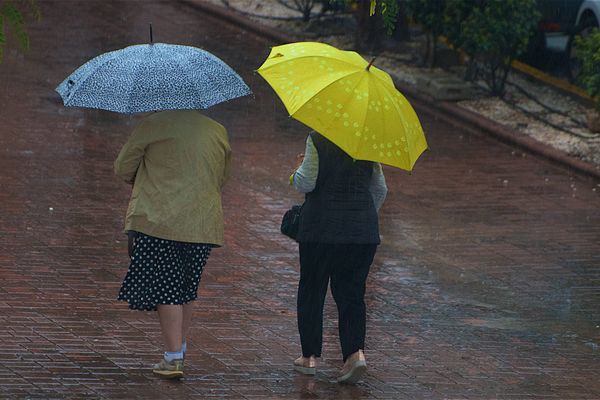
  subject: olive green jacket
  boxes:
[114,110,231,246]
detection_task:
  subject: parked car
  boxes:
[525,0,600,80]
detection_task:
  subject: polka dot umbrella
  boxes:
[56,43,251,113]
[257,41,427,171]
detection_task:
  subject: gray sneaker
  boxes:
[337,350,367,384]
[152,358,184,379]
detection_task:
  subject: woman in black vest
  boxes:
[291,131,387,384]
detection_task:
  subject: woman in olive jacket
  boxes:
[114,110,230,379]
[291,131,387,384]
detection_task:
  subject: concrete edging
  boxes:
[182,0,600,181]
[180,0,297,43]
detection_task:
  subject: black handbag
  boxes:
[280,204,302,240]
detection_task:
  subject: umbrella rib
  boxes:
[260,53,364,74]
[173,49,209,109]
[175,47,248,109]
[61,49,122,107]
[339,71,371,159]
[369,76,398,164]
[289,69,365,116]
[192,52,225,109]
[386,84,414,169]
[298,70,370,159]
[379,82,426,169]
[124,47,151,113]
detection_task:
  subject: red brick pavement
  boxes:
[0,1,599,399]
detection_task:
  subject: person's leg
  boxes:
[153,304,184,378]
[181,301,195,353]
[152,304,183,379]
[182,302,195,338]
[157,304,184,353]
[329,244,377,362]
[297,242,332,359]
[179,244,210,356]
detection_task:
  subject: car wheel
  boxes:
[567,15,599,82]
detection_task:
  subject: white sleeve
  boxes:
[291,135,318,193]
[369,163,387,212]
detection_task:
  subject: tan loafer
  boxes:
[152,358,184,379]
[293,355,317,375]
[337,350,367,384]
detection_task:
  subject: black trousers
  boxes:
[297,242,377,362]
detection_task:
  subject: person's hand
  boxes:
[294,152,305,169]
[127,231,138,258]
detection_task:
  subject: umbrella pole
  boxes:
[366,57,376,71]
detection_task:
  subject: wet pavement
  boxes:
[0,1,599,399]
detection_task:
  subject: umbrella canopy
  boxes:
[56,43,251,113]
[257,42,427,171]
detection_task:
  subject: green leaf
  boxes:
[381,0,398,35]
[575,29,600,99]
[2,1,29,50]
[442,0,538,94]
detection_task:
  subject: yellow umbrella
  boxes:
[257,41,427,171]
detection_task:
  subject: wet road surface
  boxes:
[0,1,599,398]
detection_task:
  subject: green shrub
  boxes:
[0,0,40,62]
[442,0,473,51]
[575,29,600,104]
[377,0,400,35]
[446,0,539,95]
[404,0,538,94]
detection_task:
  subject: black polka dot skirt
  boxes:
[118,232,211,311]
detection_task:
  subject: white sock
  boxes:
[164,350,183,362]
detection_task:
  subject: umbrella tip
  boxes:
[149,23,153,44]
[366,57,376,71]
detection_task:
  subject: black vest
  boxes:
[296,132,380,244]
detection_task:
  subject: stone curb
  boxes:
[181,0,297,43]
[182,0,600,181]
